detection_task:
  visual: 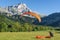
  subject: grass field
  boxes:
[0,31,60,40]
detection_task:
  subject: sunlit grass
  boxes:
[0,31,60,40]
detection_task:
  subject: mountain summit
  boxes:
[7,3,32,15]
[18,3,32,13]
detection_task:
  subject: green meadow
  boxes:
[0,31,60,40]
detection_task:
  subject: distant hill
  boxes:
[1,11,60,27]
[33,12,60,27]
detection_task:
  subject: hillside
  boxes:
[0,15,22,32]
[33,12,60,27]
[0,15,14,25]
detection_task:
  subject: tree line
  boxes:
[0,14,54,32]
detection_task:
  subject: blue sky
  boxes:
[0,0,60,15]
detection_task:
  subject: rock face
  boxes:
[33,12,60,27]
[7,3,32,15]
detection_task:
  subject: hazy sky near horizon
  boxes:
[0,0,60,15]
